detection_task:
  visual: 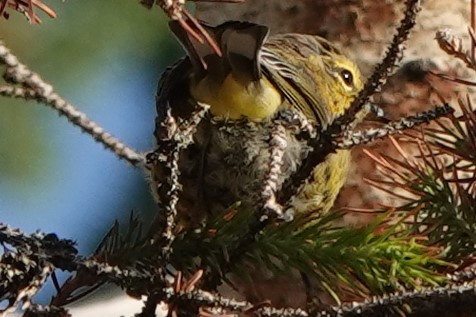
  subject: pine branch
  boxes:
[277,0,422,211]
[366,100,476,262]
[0,219,469,316]
[171,208,446,303]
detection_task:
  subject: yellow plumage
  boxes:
[149,20,366,309]
[190,73,282,120]
[152,20,363,231]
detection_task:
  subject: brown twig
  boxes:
[142,0,245,56]
[472,0,475,63]
[435,29,474,70]
[0,0,56,23]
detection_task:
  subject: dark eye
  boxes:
[340,69,353,87]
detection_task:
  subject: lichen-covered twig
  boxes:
[343,0,421,124]
[262,111,316,221]
[148,103,209,259]
[0,224,76,315]
[0,41,145,167]
[261,122,287,220]
[337,104,454,149]
[277,0,422,207]
[5,221,476,317]
[317,275,476,317]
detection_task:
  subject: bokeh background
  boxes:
[1,0,473,310]
[0,0,181,303]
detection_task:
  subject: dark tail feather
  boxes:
[218,21,269,81]
[169,20,269,81]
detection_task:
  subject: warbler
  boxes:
[151,20,363,232]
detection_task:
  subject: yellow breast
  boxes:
[190,74,282,120]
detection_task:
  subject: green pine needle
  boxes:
[171,206,446,302]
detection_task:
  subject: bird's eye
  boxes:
[340,69,354,87]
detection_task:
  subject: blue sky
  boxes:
[0,1,182,303]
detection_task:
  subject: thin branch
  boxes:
[435,29,474,70]
[0,0,56,23]
[166,271,476,317]
[472,0,476,63]
[337,104,454,150]
[261,111,315,221]
[0,41,145,167]
[277,0,422,209]
[141,0,245,56]
[148,103,209,260]
[4,221,476,317]
[343,0,421,125]
[261,122,287,220]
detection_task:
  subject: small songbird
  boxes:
[150,20,363,233]
[51,20,365,312]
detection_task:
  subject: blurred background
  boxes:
[0,0,182,303]
[1,0,472,310]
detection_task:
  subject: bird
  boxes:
[145,20,367,311]
[52,20,366,312]
[150,20,363,234]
